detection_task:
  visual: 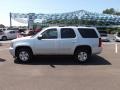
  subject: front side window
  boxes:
[61,28,76,38]
[41,28,58,39]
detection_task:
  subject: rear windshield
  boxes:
[100,33,107,37]
[99,31,107,34]
[78,28,98,38]
[117,32,120,37]
[99,31,108,37]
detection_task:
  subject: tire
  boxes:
[16,48,33,63]
[2,36,7,41]
[74,49,90,63]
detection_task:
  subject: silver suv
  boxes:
[9,26,102,63]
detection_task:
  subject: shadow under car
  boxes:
[14,55,111,66]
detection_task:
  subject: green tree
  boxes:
[103,8,120,15]
[103,8,115,14]
[0,24,5,28]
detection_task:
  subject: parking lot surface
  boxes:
[0,41,120,90]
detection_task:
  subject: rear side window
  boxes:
[61,28,76,38]
[78,28,98,38]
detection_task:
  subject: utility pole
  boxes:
[10,12,12,27]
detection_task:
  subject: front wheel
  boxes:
[74,49,90,63]
[16,48,33,63]
[2,36,7,41]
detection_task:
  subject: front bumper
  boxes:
[9,47,15,57]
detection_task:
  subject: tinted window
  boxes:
[0,30,3,32]
[117,32,120,37]
[100,33,107,37]
[41,28,58,39]
[78,28,98,38]
[99,31,107,34]
[9,31,15,34]
[98,31,107,37]
[61,28,76,38]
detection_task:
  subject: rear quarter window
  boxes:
[78,28,98,38]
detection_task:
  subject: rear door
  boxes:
[58,28,77,54]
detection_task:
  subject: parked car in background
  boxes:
[115,32,120,42]
[0,28,7,31]
[0,30,19,41]
[98,30,110,42]
[20,30,35,37]
[9,26,102,63]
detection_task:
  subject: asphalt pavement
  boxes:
[0,41,120,90]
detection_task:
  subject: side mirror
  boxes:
[37,35,43,40]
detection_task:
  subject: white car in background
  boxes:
[0,30,18,41]
[115,32,120,42]
[98,30,110,42]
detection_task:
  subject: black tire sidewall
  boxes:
[16,48,32,63]
[75,49,90,62]
[2,36,7,41]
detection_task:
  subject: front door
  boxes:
[35,28,59,55]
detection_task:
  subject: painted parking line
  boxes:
[0,40,11,44]
[115,44,118,54]
[103,42,120,45]
[102,42,119,54]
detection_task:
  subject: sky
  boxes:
[0,0,120,26]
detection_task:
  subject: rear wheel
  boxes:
[2,36,7,41]
[16,48,33,63]
[74,49,91,63]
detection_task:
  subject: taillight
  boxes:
[99,38,102,47]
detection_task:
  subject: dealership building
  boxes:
[10,10,120,29]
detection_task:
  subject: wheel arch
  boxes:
[74,45,92,55]
[15,46,33,56]
[2,36,7,40]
